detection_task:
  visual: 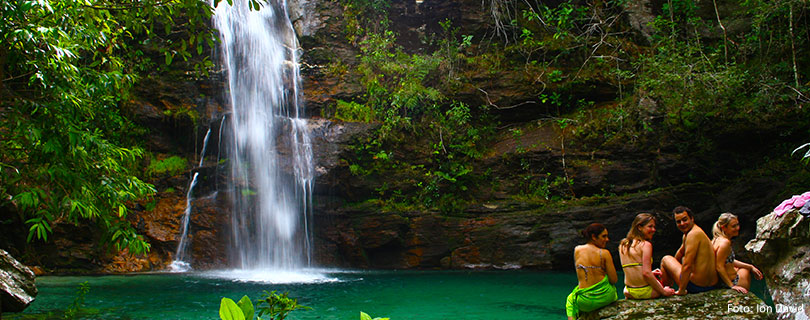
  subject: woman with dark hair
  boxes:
[712,212,763,293]
[565,223,618,320]
[618,213,675,299]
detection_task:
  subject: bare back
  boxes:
[619,240,648,287]
[574,244,608,288]
[685,226,718,286]
[712,237,737,281]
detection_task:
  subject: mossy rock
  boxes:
[581,289,772,320]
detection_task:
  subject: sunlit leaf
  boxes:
[220,298,245,320]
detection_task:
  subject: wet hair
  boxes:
[619,213,655,254]
[672,206,693,218]
[582,223,607,242]
[712,212,738,240]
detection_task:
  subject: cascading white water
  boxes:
[212,0,314,270]
[170,126,212,272]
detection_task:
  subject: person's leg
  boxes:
[737,267,752,290]
[649,287,661,299]
[566,289,578,320]
[660,255,682,287]
[623,287,635,299]
[625,286,654,299]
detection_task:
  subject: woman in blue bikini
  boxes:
[618,213,675,299]
[565,223,618,319]
[712,213,763,294]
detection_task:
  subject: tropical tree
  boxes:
[0,0,216,253]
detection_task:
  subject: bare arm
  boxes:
[603,249,619,284]
[677,233,697,294]
[642,242,668,295]
[732,260,763,280]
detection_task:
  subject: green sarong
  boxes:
[565,275,617,318]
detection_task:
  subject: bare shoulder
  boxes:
[642,240,653,250]
[715,237,731,246]
[687,226,708,241]
[574,244,585,256]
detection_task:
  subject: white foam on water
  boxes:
[201,269,340,284]
[168,260,192,273]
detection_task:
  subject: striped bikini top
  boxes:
[576,249,605,282]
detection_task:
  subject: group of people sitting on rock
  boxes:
[565,206,764,319]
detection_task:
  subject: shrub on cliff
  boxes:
[0,0,215,253]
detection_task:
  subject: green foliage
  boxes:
[341,0,445,137]
[219,297,247,320]
[334,100,375,122]
[335,0,500,213]
[337,0,809,211]
[219,292,309,320]
[237,296,256,320]
[63,282,90,320]
[0,0,215,253]
[256,291,311,320]
[360,311,390,320]
[793,143,810,165]
[505,0,627,76]
[162,104,200,124]
[416,102,493,212]
[147,155,189,177]
[561,0,809,151]
[437,19,472,82]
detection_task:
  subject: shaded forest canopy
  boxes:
[1,0,809,264]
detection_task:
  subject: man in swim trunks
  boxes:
[660,206,719,295]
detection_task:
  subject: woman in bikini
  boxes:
[712,212,763,294]
[618,213,675,299]
[566,223,618,320]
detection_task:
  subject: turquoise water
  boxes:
[8,270,770,319]
[10,270,576,319]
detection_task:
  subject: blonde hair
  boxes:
[712,212,738,240]
[619,213,655,254]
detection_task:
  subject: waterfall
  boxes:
[169,172,199,272]
[170,126,213,272]
[212,0,314,270]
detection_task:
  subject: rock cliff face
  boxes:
[746,209,810,320]
[581,289,771,320]
[0,249,37,312]
[7,0,806,276]
[311,181,781,270]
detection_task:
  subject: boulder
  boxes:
[0,249,37,312]
[746,209,810,320]
[581,289,772,320]
[623,0,658,43]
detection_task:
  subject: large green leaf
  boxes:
[237,295,255,320]
[220,298,245,320]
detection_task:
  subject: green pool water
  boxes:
[8,269,770,319]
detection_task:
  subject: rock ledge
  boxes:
[581,289,771,320]
[1,249,37,312]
